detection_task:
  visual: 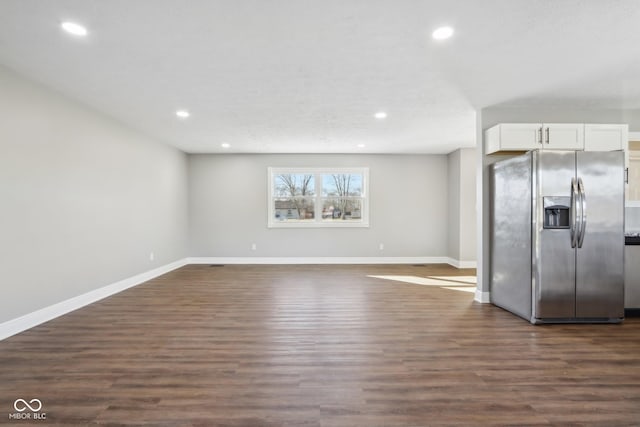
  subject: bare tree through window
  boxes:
[275,174,314,220]
[269,168,368,227]
[322,174,362,220]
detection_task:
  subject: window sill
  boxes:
[268,221,370,229]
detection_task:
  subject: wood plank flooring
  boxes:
[1,264,640,426]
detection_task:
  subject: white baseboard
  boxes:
[189,256,477,269]
[187,256,464,265]
[0,258,189,341]
[474,289,491,303]
[445,258,477,269]
[1,256,481,341]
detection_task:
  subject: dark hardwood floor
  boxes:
[1,264,640,426]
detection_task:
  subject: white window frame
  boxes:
[268,167,370,228]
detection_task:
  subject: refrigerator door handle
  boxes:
[577,177,587,248]
[570,177,579,248]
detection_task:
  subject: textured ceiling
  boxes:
[0,0,638,154]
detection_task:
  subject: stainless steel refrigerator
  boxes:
[490,150,625,324]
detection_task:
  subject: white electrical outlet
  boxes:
[251,243,257,251]
[149,252,155,261]
[379,243,384,251]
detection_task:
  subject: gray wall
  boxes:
[478,106,640,296]
[0,65,189,323]
[447,151,461,260]
[447,148,477,263]
[459,148,477,261]
[189,154,448,258]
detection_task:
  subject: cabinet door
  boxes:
[628,139,640,201]
[498,123,542,150]
[629,157,640,201]
[625,246,640,309]
[543,123,584,150]
[584,124,628,151]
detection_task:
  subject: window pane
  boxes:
[321,198,362,221]
[269,168,368,228]
[322,174,362,196]
[274,174,315,197]
[274,198,315,221]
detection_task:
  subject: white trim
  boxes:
[266,220,371,228]
[446,258,477,269]
[474,290,491,303]
[629,131,640,141]
[268,167,370,228]
[187,256,474,266]
[0,258,188,341]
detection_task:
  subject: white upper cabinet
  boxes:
[584,124,628,151]
[485,123,627,154]
[486,123,583,153]
[544,124,584,150]
[485,123,541,152]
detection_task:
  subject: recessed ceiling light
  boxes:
[221,143,231,148]
[357,144,366,148]
[432,26,454,40]
[374,112,387,119]
[175,110,190,119]
[61,21,88,37]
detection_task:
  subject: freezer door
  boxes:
[490,152,532,321]
[575,151,625,319]
[534,151,577,320]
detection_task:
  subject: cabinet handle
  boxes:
[538,127,543,144]
[545,127,550,144]
[626,168,629,184]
